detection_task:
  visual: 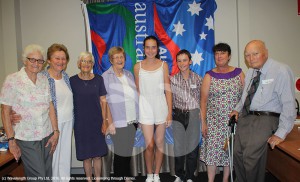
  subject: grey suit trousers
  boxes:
[233,115,279,182]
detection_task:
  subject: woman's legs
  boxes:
[93,157,102,182]
[153,123,166,174]
[223,166,230,182]
[83,158,93,182]
[141,124,155,174]
[207,165,217,182]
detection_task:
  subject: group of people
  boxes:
[0,36,296,182]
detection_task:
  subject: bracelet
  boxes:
[53,129,60,134]
[7,137,15,141]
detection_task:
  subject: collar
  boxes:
[259,58,272,75]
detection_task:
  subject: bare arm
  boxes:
[200,74,211,138]
[163,62,172,127]
[45,102,59,154]
[100,95,115,135]
[230,70,245,121]
[1,104,21,161]
[133,63,140,95]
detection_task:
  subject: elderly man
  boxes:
[231,40,296,182]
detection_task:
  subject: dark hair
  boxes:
[176,49,191,61]
[213,43,231,56]
[47,43,70,61]
[143,35,160,59]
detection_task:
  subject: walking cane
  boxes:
[225,115,237,182]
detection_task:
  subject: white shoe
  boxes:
[145,176,153,182]
[174,176,183,182]
[187,179,193,182]
[153,175,160,182]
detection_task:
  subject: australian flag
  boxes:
[84,0,216,77]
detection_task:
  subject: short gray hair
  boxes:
[77,51,94,65]
[22,44,45,62]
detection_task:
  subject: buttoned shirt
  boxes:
[170,70,202,110]
[102,67,139,127]
[0,67,52,141]
[235,58,296,139]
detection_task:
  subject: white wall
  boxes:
[0,0,299,165]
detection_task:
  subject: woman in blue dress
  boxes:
[70,51,108,182]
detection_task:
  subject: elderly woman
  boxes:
[102,47,139,182]
[200,43,244,182]
[70,52,108,182]
[0,44,59,178]
[44,44,73,181]
[10,44,73,181]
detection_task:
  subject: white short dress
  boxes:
[138,61,168,125]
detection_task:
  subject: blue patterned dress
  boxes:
[200,68,243,166]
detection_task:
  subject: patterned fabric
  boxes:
[0,67,52,141]
[170,71,202,110]
[242,71,261,114]
[200,68,243,166]
[41,68,72,117]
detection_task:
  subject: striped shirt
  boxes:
[170,70,202,110]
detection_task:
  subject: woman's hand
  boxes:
[202,122,208,138]
[107,123,116,135]
[165,113,172,128]
[8,140,21,162]
[46,131,59,154]
[10,110,22,125]
[101,120,108,135]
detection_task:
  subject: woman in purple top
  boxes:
[102,47,139,182]
[199,43,244,182]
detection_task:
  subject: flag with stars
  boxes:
[83,0,216,77]
[154,0,217,76]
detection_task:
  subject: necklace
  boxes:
[79,72,93,86]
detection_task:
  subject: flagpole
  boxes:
[81,2,92,53]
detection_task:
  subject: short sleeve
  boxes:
[0,75,17,106]
[97,75,107,96]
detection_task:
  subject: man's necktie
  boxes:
[243,70,261,114]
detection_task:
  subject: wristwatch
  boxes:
[7,136,15,141]
[53,129,60,134]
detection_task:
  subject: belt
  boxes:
[248,111,280,118]
[173,108,199,114]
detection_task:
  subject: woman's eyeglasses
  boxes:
[26,57,45,64]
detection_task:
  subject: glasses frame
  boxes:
[80,60,94,64]
[26,57,45,64]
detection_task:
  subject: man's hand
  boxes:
[267,135,284,149]
[230,110,239,121]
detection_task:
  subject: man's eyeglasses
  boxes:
[26,57,45,64]
[81,60,93,64]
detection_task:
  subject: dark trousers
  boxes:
[173,108,200,181]
[17,134,53,181]
[111,124,136,182]
[233,115,279,182]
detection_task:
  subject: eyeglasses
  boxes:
[81,60,93,64]
[112,56,125,60]
[26,57,45,64]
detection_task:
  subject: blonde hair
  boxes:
[77,51,94,64]
[108,46,125,62]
